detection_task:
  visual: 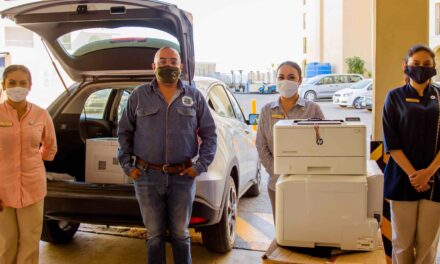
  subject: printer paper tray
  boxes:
[274,156,366,175]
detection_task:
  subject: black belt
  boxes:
[135,157,192,174]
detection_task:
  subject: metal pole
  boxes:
[251,99,257,131]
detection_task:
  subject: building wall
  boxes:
[430,0,440,81]
[342,0,373,75]
[302,0,322,63]
[322,0,343,73]
[0,20,70,107]
[301,0,373,75]
[195,62,216,76]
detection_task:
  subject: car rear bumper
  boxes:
[44,181,222,227]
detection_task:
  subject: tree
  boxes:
[345,56,365,75]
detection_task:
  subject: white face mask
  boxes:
[277,80,299,98]
[5,87,29,102]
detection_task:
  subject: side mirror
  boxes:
[248,113,259,125]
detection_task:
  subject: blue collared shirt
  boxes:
[117,79,217,175]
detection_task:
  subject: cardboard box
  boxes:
[85,138,132,184]
[262,240,386,264]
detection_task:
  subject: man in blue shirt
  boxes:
[117,47,217,264]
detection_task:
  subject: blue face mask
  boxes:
[404,66,437,84]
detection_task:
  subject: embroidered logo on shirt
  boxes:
[431,95,436,100]
[182,96,194,106]
[0,121,13,127]
[271,114,285,119]
[405,98,420,103]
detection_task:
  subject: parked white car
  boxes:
[332,79,373,109]
[298,73,364,101]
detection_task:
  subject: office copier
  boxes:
[273,119,383,251]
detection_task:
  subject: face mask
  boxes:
[277,80,299,98]
[155,66,181,84]
[5,87,29,102]
[404,66,437,84]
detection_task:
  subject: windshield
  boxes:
[349,79,372,89]
[58,27,180,56]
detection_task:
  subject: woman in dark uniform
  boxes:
[382,44,440,264]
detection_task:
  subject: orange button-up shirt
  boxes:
[0,102,57,208]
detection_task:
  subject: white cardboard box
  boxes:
[85,138,132,184]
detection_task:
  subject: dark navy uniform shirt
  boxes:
[117,78,217,176]
[383,83,440,202]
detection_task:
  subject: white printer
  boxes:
[85,138,133,184]
[274,120,366,175]
[274,120,383,251]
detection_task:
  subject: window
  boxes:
[117,90,131,121]
[303,37,307,54]
[60,34,72,51]
[436,3,440,35]
[348,75,362,83]
[5,27,33,47]
[208,85,235,118]
[318,77,334,85]
[303,13,306,30]
[335,75,348,84]
[58,27,180,57]
[82,89,112,119]
[225,88,245,123]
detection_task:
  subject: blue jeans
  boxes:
[134,168,196,264]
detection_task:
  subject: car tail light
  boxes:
[190,217,207,224]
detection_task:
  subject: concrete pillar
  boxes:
[373,0,429,140]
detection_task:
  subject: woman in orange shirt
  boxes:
[0,65,57,264]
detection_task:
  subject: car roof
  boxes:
[194,76,224,95]
[317,73,363,77]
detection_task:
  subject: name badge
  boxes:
[0,121,13,127]
[271,114,285,119]
[405,98,420,103]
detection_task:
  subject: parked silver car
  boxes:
[298,74,364,101]
[1,0,261,254]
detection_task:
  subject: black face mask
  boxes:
[155,66,181,84]
[404,66,437,84]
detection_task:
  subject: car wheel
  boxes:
[41,220,80,244]
[245,161,261,197]
[353,97,363,109]
[304,91,317,101]
[201,176,237,253]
